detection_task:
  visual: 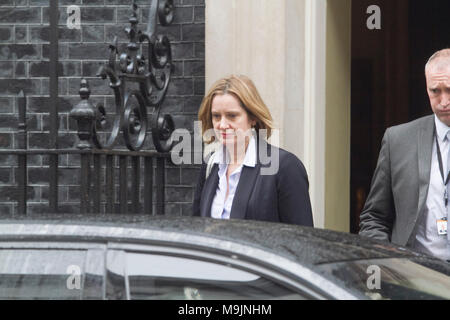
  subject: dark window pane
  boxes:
[125,252,305,300]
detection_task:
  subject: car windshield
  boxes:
[316,258,450,300]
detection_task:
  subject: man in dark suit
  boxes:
[359,49,450,261]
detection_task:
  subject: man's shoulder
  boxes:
[387,114,434,137]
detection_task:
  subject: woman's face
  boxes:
[211,94,255,148]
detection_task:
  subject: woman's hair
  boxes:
[198,75,274,143]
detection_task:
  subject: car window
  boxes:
[0,249,101,300]
[0,249,86,300]
[316,258,450,300]
[124,252,307,300]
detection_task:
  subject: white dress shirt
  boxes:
[210,136,257,220]
[412,115,450,261]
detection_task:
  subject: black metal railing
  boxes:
[7,0,177,215]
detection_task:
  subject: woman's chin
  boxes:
[219,138,237,148]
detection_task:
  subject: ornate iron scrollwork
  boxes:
[76,0,175,152]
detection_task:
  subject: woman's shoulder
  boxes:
[258,142,307,174]
[279,147,307,172]
[259,142,302,161]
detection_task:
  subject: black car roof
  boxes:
[0,214,430,266]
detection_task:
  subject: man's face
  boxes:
[426,60,450,126]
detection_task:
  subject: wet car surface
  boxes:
[1,214,450,300]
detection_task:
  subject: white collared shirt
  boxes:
[210,136,257,220]
[413,115,450,261]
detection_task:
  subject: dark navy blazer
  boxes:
[193,142,314,226]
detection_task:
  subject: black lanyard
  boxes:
[435,130,450,207]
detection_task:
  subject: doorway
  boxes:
[350,0,450,233]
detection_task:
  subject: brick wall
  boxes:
[0,0,204,215]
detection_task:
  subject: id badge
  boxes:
[437,219,448,236]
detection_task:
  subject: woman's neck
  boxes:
[225,137,250,165]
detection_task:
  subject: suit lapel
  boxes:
[230,164,260,220]
[200,164,219,218]
[230,137,266,220]
[417,116,435,218]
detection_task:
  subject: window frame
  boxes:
[106,241,332,300]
